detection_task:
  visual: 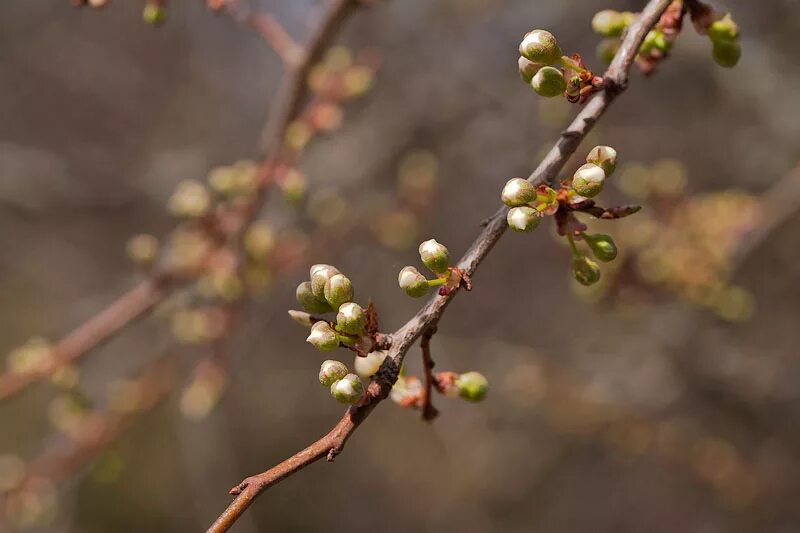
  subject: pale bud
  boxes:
[306,321,339,352]
[319,360,349,387]
[519,29,562,65]
[591,10,627,37]
[325,273,354,309]
[501,177,536,207]
[518,56,542,84]
[583,233,618,262]
[330,374,364,404]
[571,163,606,198]
[571,256,601,286]
[310,264,340,300]
[586,145,618,176]
[125,234,158,267]
[531,66,566,98]
[336,302,366,336]
[244,223,275,260]
[418,239,449,274]
[456,371,489,402]
[296,281,333,314]
[398,266,430,298]
[288,310,314,328]
[168,180,211,218]
[507,206,541,232]
[354,350,387,379]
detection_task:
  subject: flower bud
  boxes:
[507,207,541,232]
[125,234,158,267]
[142,2,166,25]
[244,223,275,260]
[398,266,430,298]
[707,14,739,42]
[501,177,536,207]
[310,264,340,300]
[330,374,364,404]
[519,29,562,65]
[296,281,333,314]
[583,233,618,262]
[419,239,449,274]
[597,38,620,64]
[531,66,566,98]
[571,163,606,198]
[306,321,339,351]
[324,273,354,309]
[591,10,627,37]
[168,180,211,218]
[319,360,349,387]
[456,371,489,402]
[640,30,670,55]
[711,39,741,68]
[518,56,542,84]
[288,310,314,328]
[354,350,387,379]
[571,255,601,286]
[336,302,366,336]
[586,145,617,176]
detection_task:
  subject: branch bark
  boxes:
[206,1,672,531]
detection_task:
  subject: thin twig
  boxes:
[206,1,672,531]
[420,326,439,421]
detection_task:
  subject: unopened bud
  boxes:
[354,350,387,379]
[518,56,542,84]
[708,14,739,42]
[244,223,275,260]
[330,374,364,404]
[288,310,314,328]
[531,66,566,98]
[319,360,349,387]
[571,163,606,198]
[586,145,617,176]
[398,266,430,298]
[310,264,340,299]
[583,233,618,262]
[168,180,211,218]
[142,2,166,25]
[296,281,333,314]
[125,234,158,267]
[597,38,620,64]
[712,39,741,68]
[336,302,366,336]
[591,10,627,37]
[519,29,562,65]
[571,255,601,286]
[501,177,536,207]
[324,273,354,309]
[306,321,340,352]
[419,239,449,274]
[456,371,489,402]
[507,207,541,232]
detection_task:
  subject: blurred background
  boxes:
[2,0,800,531]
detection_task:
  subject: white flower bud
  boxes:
[354,350,387,379]
[418,239,450,274]
[501,178,537,207]
[296,281,333,314]
[507,206,541,232]
[519,29,562,65]
[330,374,364,404]
[168,180,210,218]
[310,264,340,300]
[324,273,354,310]
[586,145,618,176]
[518,56,543,84]
[571,163,606,198]
[336,302,366,336]
[306,321,339,352]
[319,360,349,387]
[398,266,429,298]
[287,310,314,328]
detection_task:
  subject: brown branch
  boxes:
[420,326,439,421]
[206,1,672,531]
[246,13,304,67]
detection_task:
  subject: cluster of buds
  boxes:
[390,370,489,408]
[318,360,364,405]
[398,240,469,298]
[502,145,638,286]
[518,29,603,103]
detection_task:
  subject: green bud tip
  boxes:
[501,177,536,207]
[507,206,541,232]
[398,266,430,298]
[518,56,542,84]
[310,264,340,300]
[287,310,314,328]
[336,302,366,336]
[319,360,349,387]
[324,273,354,310]
[591,10,627,37]
[419,239,450,274]
[586,145,618,176]
[708,14,739,42]
[456,371,489,402]
[142,3,166,25]
[712,39,741,68]
[296,281,333,314]
[583,233,618,262]
[330,374,364,404]
[571,255,601,286]
[306,321,340,352]
[571,163,606,198]
[531,66,566,98]
[354,350,388,379]
[519,29,563,65]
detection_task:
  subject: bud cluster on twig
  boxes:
[398,239,471,298]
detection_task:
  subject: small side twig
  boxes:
[420,326,439,421]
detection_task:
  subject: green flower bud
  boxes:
[319,360,349,387]
[571,163,606,198]
[586,145,618,176]
[418,239,450,274]
[501,177,536,207]
[336,302,366,336]
[310,264,340,300]
[640,30,671,55]
[354,350,387,379]
[142,2,166,25]
[306,321,339,352]
[398,266,430,298]
[571,255,601,286]
[324,273,354,309]
[330,374,364,404]
[531,66,566,98]
[296,281,333,314]
[712,38,741,68]
[583,233,618,262]
[456,371,489,402]
[288,310,314,328]
[518,56,542,84]
[707,14,739,42]
[507,206,541,232]
[168,180,211,218]
[519,29,563,65]
[597,38,620,64]
[591,10,627,37]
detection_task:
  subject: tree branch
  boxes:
[206,1,672,531]
[420,325,439,421]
